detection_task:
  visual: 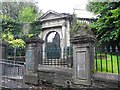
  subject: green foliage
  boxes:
[71,14,78,32]
[70,15,94,37]
[2,17,23,37]
[18,7,37,23]
[70,14,92,36]
[1,2,40,47]
[1,16,24,47]
[1,31,25,47]
[9,39,25,48]
[87,2,120,46]
[29,21,42,38]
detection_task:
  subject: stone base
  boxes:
[24,73,38,85]
[37,65,73,87]
[37,65,120,88]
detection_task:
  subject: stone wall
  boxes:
[37,65,73,87]
[92,72,120,88]
[37,66,120,88]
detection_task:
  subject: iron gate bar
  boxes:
[100,47,103,72]
[116,46,120,74]
[95,45,120,74]
[95,48,98,71]
[104,46,108,72]
[110,46,114,73]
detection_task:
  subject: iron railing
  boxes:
[95,46,120,74]
[42,47,73,67]
[7,47,25,61]
[0,59,24,78]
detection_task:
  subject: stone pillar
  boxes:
[0,41,8,86]
[24,38,44,85]
[61,22,66,58]
[70,35,95,86]
[0,41,8,60]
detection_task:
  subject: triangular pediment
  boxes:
[40,10,62,20]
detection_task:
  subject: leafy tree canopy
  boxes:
[1,2,41,47]
[87,1,120,46]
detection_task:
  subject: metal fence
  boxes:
[1,59,25,78]
[42,47,73,67]
[2,46,25,77]
[7,47,25,62]
[95,46,120,74]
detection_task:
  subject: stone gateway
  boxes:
[39,10,72,60]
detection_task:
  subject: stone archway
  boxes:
[45,31,61,59]
[39,10,71,65]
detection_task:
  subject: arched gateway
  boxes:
[39,10,72,65]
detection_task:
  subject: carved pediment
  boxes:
[40,10,61,20]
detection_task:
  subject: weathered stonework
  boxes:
[39,10,72,59]
[23,11,120,88]
[0,41,8,59]
[37,65,73,87]
[24,38,44,85]
[70,28,95,86]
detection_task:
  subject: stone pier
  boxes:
[0,41,8,60]
[70,31,95,86]
[24,38,44,85]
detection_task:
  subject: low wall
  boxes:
[37,65,120,88]
[37,65,73,87]
[93,72,120,88]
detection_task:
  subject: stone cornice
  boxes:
[26,38,44,44]
[70,36,95,44]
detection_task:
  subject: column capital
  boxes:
[26,38,44,44]
[70,35,95,44]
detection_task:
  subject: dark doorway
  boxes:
[45,31,61,59]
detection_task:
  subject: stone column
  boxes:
[61,22,66,59]
[24,38,44,85]
[0,41,8,60]
[70,35,95,86]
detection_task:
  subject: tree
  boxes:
[2,2,39,21]
[87,2,120,46]
[1,2,41,47]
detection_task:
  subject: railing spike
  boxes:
[110,46,112,52]
[105,46,107,53]
[115,46,118,52]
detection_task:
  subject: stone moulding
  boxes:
[93,72,120,82]
[70,36,95,44]
[25,38,44,44]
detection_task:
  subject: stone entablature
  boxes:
[39,10,72,59]
[40,10,71,29]
[41,19,65,29]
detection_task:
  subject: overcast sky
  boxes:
[36,0,96,18]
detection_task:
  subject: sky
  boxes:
[36,0,96,18]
